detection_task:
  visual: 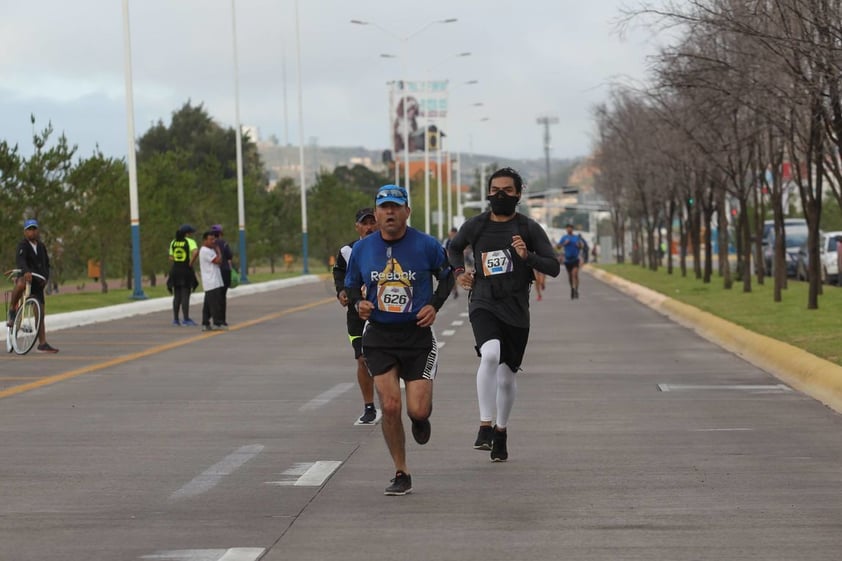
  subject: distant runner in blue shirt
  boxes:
[344,184,454,496]
[558,223,584,300]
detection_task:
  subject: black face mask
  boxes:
[487,192,519,216]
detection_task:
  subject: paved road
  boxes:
[2,274,842,561]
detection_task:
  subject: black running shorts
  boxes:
[564,261,580,273]
[346,312,365,359]
[362,321,438,381]
[469,308,530,372]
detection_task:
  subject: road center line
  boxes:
[441,329,456,336]
[0,297,333,401]
[170,444,264,500]
[299,383,355,411]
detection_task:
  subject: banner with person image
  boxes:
[389,80,449,155]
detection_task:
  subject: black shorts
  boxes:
[346,312,365,359]
[362,321,438,381]
[564,261,580,273]
[470,308,529,372]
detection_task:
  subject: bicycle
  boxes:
[4,269,44,355]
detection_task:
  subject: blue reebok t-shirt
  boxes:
[345,227,448,324]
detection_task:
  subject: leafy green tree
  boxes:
[66,151,130,292]
[307,172,370,263]
[0,140,23,269]
[14,119,76,286]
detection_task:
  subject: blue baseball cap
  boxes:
[23,219,39,230]
[375,185,408,206]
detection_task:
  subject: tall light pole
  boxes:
[423,54,471,235]
[536,114,559,190]
[351,17,458,222]
[295,0,309,273]
[230,0,249,283]
[121,0,145,300]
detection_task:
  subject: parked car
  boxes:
[762,219,808,277]
[793,231,840,283]
[793,231,841,283]
[816,231,842,284]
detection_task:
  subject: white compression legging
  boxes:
[476,339,518,429]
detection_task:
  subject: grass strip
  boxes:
[599,263,842,366]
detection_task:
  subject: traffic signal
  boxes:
[687,196,695,206]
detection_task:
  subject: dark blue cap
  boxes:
[24,219,39,230]
[375,185,408,206]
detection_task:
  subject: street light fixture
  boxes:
[351,17,458,223]
[424,53,472,236]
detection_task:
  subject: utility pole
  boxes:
[536,115,559,189]
[536,115,558,226]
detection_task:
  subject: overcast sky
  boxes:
[0,0,658,162]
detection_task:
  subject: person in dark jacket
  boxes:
[7,219,59,352]
[211,224,234,327]
[167,225,199,326]
[447,168,560,461]
[333,208,379,425]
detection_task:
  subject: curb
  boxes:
[3,275,323,342]
[588,267,842,414]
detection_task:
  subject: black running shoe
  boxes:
[410,417,431,445]
[490,427,508,462]
[358,407,377,424]
[36,343,59,354]
[473,425,494,450]
[570,287,575,300]
[384,471,412,496]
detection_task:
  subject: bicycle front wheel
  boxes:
[12,298,41,355]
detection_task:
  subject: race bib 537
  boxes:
[481,249,513,276]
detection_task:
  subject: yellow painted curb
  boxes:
[588,267,842,414]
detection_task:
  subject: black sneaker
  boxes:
[570,287,575,299]
[574,287,579,299]
[358,407,377,424]
[490,427,508,462]
[36,343,59,354]
[384,471,412,496]
[410,417,431,445]
[6,308,16,327]
[473,425,494,450]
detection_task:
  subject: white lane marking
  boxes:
[142,548,264,561]
[692,428,753,432]
[459,312,469,317]
[658,384,791,392]
[170,444,264,500]
[295,460,342,486]
[266,460,342,486]
[218,549,266,561]
[299,382,355,411]
[141,550,222,561]
[441,329,456,337]
[399,378,405,389]
[438,341,446,349]
[450,320,464,326]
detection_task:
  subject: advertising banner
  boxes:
[389,80,449,155]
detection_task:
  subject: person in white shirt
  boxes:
[198,231,225,331]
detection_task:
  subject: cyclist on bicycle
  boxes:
[7,219,58,353]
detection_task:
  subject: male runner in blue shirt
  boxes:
[559,223,584,299]
[345,185,454,496]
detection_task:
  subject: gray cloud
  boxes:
[0,0,656,160]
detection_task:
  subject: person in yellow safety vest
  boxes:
[167,224,199,326]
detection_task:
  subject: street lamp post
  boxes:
[423,56,471,235]
[295,0,309,273]
[351,17,458,224]
[121,0,146,300]
[230,0,249,283]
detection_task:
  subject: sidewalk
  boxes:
[1,275,322,342]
